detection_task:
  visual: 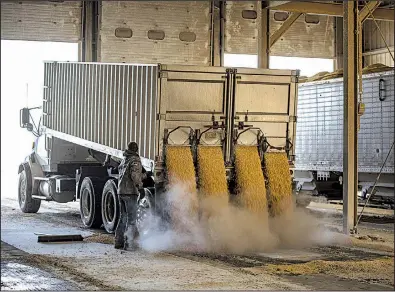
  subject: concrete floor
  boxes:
[1,195,394,290]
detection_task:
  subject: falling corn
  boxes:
[165,146,199,228]
[234,146,268,215]
[264,152,293,216]
[197,146,229,201]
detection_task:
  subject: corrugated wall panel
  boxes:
[363,19,394,67]
[364,52,395,67]
[270,13,334,58]
[43,62,158,160]
[100,1,211,65]
[364,20,394,51]
[1,1,81,42]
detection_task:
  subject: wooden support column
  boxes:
[343,0,358,235]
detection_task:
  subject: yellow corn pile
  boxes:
[264,152,293,216]
[165,146,198,228]
[234,146,268,214]
[197,146,229,201]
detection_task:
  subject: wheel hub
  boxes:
[19,175,27,204]
[81,189,91,219]
[103,191,115,224]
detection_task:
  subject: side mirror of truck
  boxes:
[20,108,30,127]
[20,108,34,131]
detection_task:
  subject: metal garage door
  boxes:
[1,1,81,42]
[224,1,334,58]
[224,1,261,55]
[99,1,211,65]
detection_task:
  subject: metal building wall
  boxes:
[99,1,211,65]
[364,52,394,67]
[1,1,81,42]
[363,20,394,67]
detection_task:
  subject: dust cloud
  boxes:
[136,184,349,254]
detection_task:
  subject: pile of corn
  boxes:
[264,152,293,216]
[234,146,267,214]
[165,146,199,227]
[197,146,229,201]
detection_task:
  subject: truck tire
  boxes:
[79,177,104,228]
[101,179,120,234]
[18,169,41,213]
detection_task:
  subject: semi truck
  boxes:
[294,69,394,208]
[18,62,299,233]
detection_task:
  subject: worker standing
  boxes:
[114,142,152,250]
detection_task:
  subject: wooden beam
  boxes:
[266,1,290,8]
[270,12,302,47]
[271,2,394,21]
[359,1,381,23]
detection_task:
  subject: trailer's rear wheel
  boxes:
[80,177,103,228]
[101,179,120,234]
[18,169,41,213]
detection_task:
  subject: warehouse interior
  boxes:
[1,1,394,290]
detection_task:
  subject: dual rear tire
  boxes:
[79,177,155,235]
[79,177,106,229]
[79,177,120,234]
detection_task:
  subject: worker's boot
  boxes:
[114,235,124,250]
[114,228,125,249]
[123,226,139,251]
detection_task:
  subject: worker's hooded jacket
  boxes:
[117,150,145,195]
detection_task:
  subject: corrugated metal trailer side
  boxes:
[43,62,158,167]
[295,70,394,174]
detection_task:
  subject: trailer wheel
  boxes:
[18,169,41,213]
[101,179,120,234]
[79,177,103,228]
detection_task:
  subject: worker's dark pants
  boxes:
[114,194,138,249]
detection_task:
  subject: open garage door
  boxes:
[1,1,81,42]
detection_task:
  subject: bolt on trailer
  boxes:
[18,62,299,233]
